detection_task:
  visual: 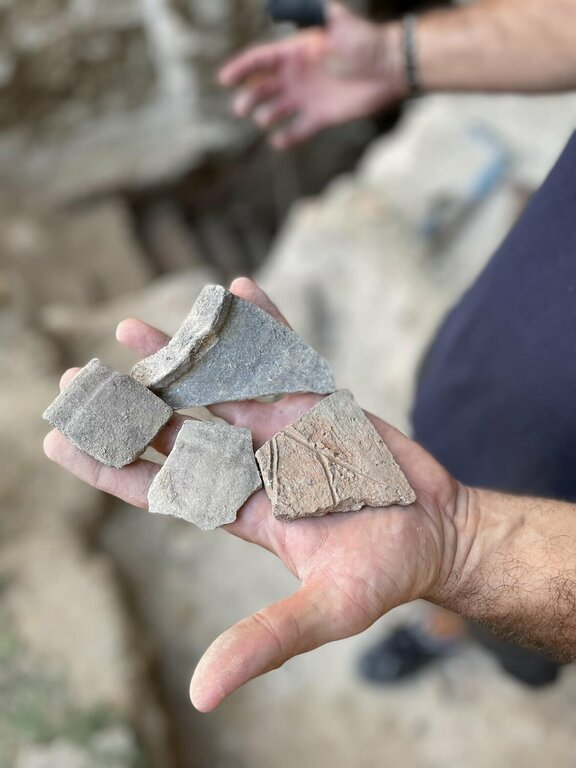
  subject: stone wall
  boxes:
[0,0,270,199]
[0,0,152,132]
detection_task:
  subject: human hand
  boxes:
[219,2,407,149]
[44,277,467,712]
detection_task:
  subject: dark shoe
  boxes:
[358,625,459,684]
[499,655,560,687]
[469,624,561,687]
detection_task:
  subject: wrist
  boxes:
[425,482,482,606]
[427,487,525,612]
[425,485,576,661]
[378,21,410,103]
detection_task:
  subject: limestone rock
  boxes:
[256,390,416,521]
[147,419,262,530]
[131,284,336,408]
[43,359,173,468]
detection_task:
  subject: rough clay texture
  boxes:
[147,420,262,531]
[43,359,173,468]
[130,284,336,408]
[256,390,416,521]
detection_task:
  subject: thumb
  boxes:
[190,581,356,712]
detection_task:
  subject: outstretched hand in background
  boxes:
[219,2,407,149]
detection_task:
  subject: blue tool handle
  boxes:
[267,0,327,27]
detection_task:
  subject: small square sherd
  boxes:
[43,359,173,468]
[147,419,263,530]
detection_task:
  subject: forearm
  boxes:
[403,0,576,94]
[432,488,576,661]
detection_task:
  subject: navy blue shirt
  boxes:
[413,133,576,500]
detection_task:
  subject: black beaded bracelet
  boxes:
[403,14,421,96]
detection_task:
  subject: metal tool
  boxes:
[266,0,327,27]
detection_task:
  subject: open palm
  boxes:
[44,278,462,711]
[219,3,406,149]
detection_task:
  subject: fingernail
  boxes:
[233,92,248,116]
[253,105,270,128]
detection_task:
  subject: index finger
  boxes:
[219,43,282,87]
